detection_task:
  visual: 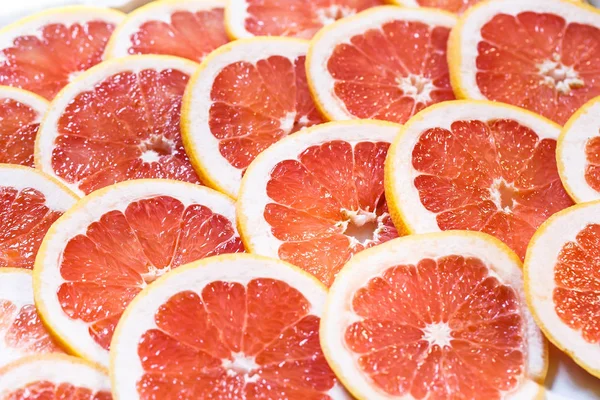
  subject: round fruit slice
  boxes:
[0,354,111,399]
[0,6,125,100]
[322,231,547,399]
[557,96,600,203]
[111,253,349,399]
[390,0,482,14]
[0,269,62,369]
[307,6,456,124]
[0,165,78,269]
[225,0,385,39]
[449,0,600,126]
[36,55,202,196]
[385,100,573,260]
[525,201,600,378]
[34,179,244,367]
[237,121,400,287]
[0,86,48,167]
[104,0,229,62]
[182,37,324,198]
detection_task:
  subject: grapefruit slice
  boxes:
[36,55,202,196]
[0,354,111,399]
[0,87,48,167]
[321,231,547,399]
[104,0,229,62]
[0,269,62,369]
[225,0,385,39]
[0,6,125,100]
[390,0,482,14]
[449,0,600,126]
[385,100,573,260]
[525,201,600,378]
[111,253,349,399]
[237,121,400,287]
[0,165,78,270]
[557,96,600,203]
[34,179,244,367]
[306,6,456,125]
[181,37,324,198]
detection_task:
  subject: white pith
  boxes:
[0,86,48,122]
[224,0,252,39]
[182,38,309,199]
[322,231,546,400]
[307,6,456,121]
[34,179,239,368]
[396,74,436,104]
[422,322,452,348]
[110,254,350,400]
[537,56,583,95]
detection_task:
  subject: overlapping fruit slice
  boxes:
[0,165,77,269]
[0,6,124,100]
[181,37,324,198]
[111,254,349,399]
[104,0,229,62]
[306,6,456,124]
[36,55,202,196]
[225,0,385,39]
[391,0,483,14]
[449,0,600,125]
[321,231,547,399]
[0,86,48,167]
[34,179,244,367]
[385,100,573,259]
[0,354,111,399]
[237,121,400,287]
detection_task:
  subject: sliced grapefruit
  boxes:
[321,231,547,399]
[104,0,229,62]
[181,37,324,198]
[111,253,349,399]
[0,87,48,167]
[0,165,78,270]
[0,6,124,100]
[0,269,62,369]
[36,55,202,196]
[449,0,600,125]
[385,100,573,260]
[237,121,400,287]
[225,0,385,39]
[390,0,482,14]
[0,354,111,399]
[306,6,456,124]
[34,179,244,367]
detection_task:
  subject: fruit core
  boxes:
[340,208,380,246]
[315,5,354,25]
[396,74,434,103]
[422,322,452,348]
[138,134,176,163]
[537,55,583,95]
[489,178,518,212]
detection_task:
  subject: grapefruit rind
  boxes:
[35,54,200,196]
[236,119,401,258]
[104,0,227,60]
[556,97,600,203]
[33,179,239,368]
[306,5,457,122]
[110,253,350,400]
[181,37,310,199]
[321,230,547,400]
[524,200,600,378]
[384,99,561,235]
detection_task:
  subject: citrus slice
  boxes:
[557,96,600,203]
[322,231,547,399]
[34,179,244,367]
[390,0,482,14]
[237,121,400,287]
[225,0,385,39]
[0,6,125,100]
[0,354,111,399]
[104,0,229,62]
[0,165,78,270]
[449,0,600,126]
[36,55,202,196]
[0,87,48,167]
[385,100,573,260]
[182,37,325,198]
[111,253,349,399]
[306,6,456,125]
[0,269,62,369]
